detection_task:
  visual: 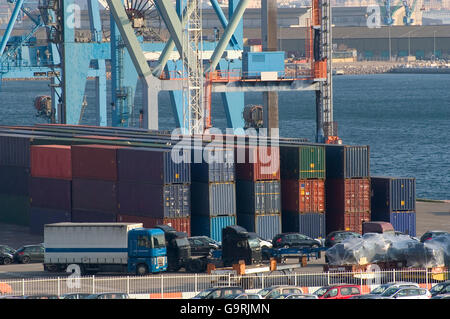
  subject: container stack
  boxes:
[235,145,282,240]
[280,144,326,239]
[115,147,191,235]
[325,145,371,234]
[0,135,32,226]
[29,145,72,235]
[191,148,236,242]
[370,177,416,236]
[71,144,122,222]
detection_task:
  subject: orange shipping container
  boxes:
[281,179,325,213]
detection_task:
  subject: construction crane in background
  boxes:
[402,0,414,25]
[383,0,394,25]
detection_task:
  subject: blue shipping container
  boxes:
[191,182,236,216]
[282,211,326,239]
[191,215,236,243]
[371,177,416,214]
[236,180,281,215]
[237,213,281,241]
[30,207,71,235]
[243,51,285,78]
[191,148,235,183]
[390,211,416,237]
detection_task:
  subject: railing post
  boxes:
[392,269,396,282]
[161,275,164,299]
[194,273,198,293]
[127,276,130,295]
[57,277,61,297]
[92,275,95,294]
[22,278,25,296]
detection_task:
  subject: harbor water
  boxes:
[0,73,449,200]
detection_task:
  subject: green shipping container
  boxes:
[280,145,325,180]
[0,193,30,226]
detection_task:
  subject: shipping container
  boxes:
[71,209,117,223]
[326,179,371,213]
[237,213,281,241]
[0,135,31,167]
[390,211,416,237]
[191,182,236,216]
[72,179,118,213]
[235,145,280,181]
[71,144,122,180]
[236,180,281,215]
[281,179,325,213]
[117,214,191,236]
[30,145,72,179]
[117,147,190,184]
[0,166,30,195]
[280,145,326,180]
[191,147,235,183]
[282,212,326,239]
[325,145,370,179]
[371,177,416,216]
[30,207,71,235]
[30,178,71,211]
[326,211,371,235]
[118,181,190,218]
[0,194,30,226]
[191,215,236,242]
[242,51,285,78]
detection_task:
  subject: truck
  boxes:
[43,223,168,275]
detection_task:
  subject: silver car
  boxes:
[377,287,431,299]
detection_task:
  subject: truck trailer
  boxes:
[43,223,167,275]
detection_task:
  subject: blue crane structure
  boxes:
[0,0,336,143]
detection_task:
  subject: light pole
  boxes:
[433,30,436,61]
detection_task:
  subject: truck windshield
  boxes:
[175,238,190,248]
[248,237,260,249]
[152,233,166,249]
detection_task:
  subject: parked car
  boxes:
[13,244,45,264]
[313,284,361,299]
[192,287,245,299]
[255,236,272,249]
[274,293,318,299]
[272,233,322,249]
[0,245,16,265]
[61,293,92,299]
[431,293,450,299]
[348,282,420,299]
[22,294,60,299]
[420,230,450,243]
[86,292,130,299]
[429,280,450,297]
[188,236,220,257]
[324,231,361,248]
[257,285,304,299]
[376,287,431,299]
[224,293,262,299]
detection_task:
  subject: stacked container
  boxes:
[191,147,236,242]
[280,144,326,239]
[29,145,72,235]
[370,177,416,236]
[71,144,122,222]
[325,145,371,234]
[235,145,282,241]
[115,147,191,235]
[0,135,32,226]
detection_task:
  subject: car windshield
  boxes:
[195,289,214,298]
[313,288,329,297]
[258,288,273,297]
[248,237,260,249]
[430,283,445,293]
[381,287,401,296]
[370,285,390,295]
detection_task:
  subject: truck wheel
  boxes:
[186,259,204,273]
[136,264,148,276]
[45,264,58,272]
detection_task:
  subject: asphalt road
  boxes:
[0,200,449,279]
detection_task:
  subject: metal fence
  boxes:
[0,268,448,298]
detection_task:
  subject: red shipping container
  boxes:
[31,145,72,179]
[326,211,371,235]
[326,179,370,213]
[117,214,191,236]
[71,144,122,180]
[235,145,280,181]
[282,179,325,213]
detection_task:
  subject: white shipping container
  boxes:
[44,222,143,265]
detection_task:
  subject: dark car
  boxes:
[188,236,220,257]
[192,287,245,299]
[61,293,92,299]
[349,282,419,299]
[13,244,45,264]
[429,280,450,297]
[324,231,361,248]
[0,245,16,265]
[420,230,450,243]
[86,292,130,299]
[272,233,322,249]
[22,295,60,299]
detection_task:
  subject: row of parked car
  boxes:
[192,280,450,300]
[0,243,45,265]
[0,292,130,299]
